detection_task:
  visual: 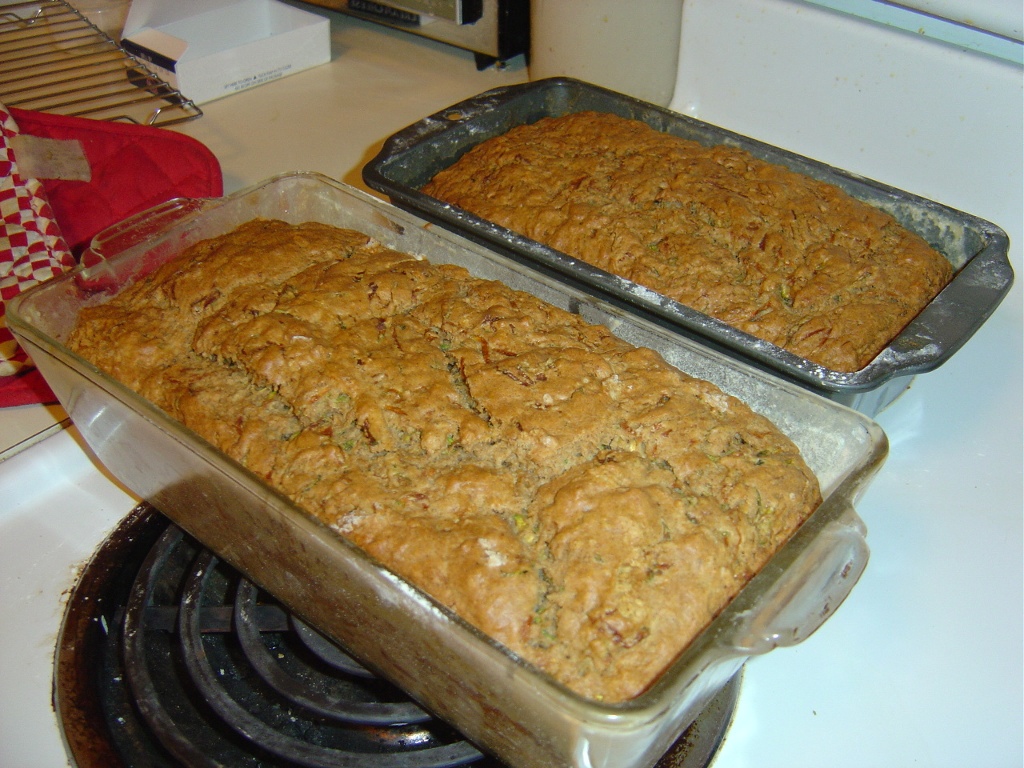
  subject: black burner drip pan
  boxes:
[55,503,740,768]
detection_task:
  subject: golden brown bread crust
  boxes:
[422,111,954,372]
[68,218,821,702]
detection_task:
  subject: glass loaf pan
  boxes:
[9,173,886,768]
[362,77,1015,416]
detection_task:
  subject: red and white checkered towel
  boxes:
[0,105,222,407]
[0,104,75,379]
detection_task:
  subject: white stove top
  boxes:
[1,3,1020,766]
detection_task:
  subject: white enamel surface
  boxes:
[0,428,136,768]
[671,2,1022,766]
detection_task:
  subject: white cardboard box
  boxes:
[121,0,330,105]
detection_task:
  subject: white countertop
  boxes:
[1,4,1021,767]
[172,10,530,198]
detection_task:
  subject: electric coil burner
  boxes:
[55,503,740,767]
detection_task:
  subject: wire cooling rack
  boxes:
[0,0,201,126]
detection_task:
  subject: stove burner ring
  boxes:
[55,504,740,767]
[122,522,483,767]
[233,581,426,725]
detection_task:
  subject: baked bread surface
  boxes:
[422,111,954,372]
[68,218,821,702]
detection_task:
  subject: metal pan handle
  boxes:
[881,231,1014,376]
[726,502,869,656]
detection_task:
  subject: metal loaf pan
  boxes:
[362,77,1014,416]
[9,173,886,768]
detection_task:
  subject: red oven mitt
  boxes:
[0,107,222,408]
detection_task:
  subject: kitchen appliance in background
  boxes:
[298,0,529,69]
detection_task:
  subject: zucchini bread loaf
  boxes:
[422,111,954,372]
[68,218,821,702]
